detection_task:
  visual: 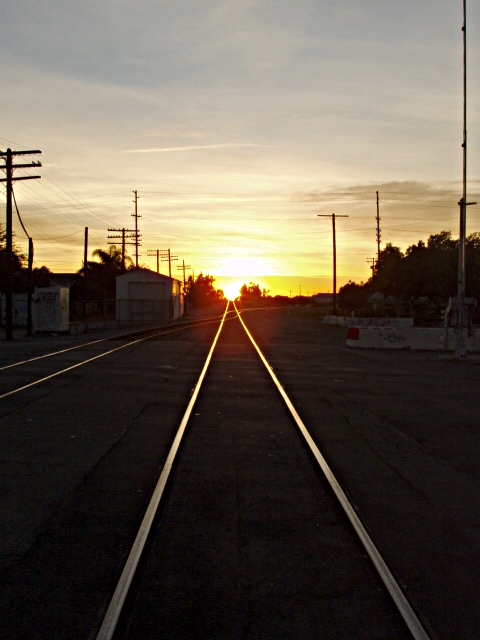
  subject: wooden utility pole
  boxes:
[177,260,191,287]
[160,249,178,278]
[83,227,88,280]
[147,249,161,273]
[318,213,348,316]
[366,257,376,274]
[108,228,136,273]
[376,191,381,262]
[0,148,41,340]
[132,190,141,269]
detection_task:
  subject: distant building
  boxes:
[312,293,333,305]
[115,269,183,324]
[48,273,81,288]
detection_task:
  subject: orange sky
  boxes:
[1,2,479,295]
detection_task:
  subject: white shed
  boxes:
[116,269,183,324]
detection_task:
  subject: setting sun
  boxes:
[217,257,274,279]
[222,281,243,301]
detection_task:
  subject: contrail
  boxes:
[125,143,263,153]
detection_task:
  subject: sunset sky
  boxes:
[1,1,479,296]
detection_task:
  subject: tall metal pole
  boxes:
[455,1,477,358]
[318,213,348,316]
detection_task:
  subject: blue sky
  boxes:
[1,0,479,295]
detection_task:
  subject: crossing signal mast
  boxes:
[0,148,42,340]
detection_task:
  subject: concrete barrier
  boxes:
[323,315,414,327]
[346,326,480,351]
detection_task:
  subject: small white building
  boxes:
[115,269,183,324]
[33,286,70,332]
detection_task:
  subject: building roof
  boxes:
[115,268,181,284]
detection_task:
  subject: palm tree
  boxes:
[83,245,133,299]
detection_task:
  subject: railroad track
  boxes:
[0,315,227,402]
[3,305,476,638]
[94,303,429,640]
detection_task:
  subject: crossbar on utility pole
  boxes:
[147,249,161,274]
[160,249,178,278]
[318,213,348,316]
[108,228,136,273]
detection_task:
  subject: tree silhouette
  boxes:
[339,229,480,316]
[184,273,224,308]
[80,245,133,299]
[371,243,404,296]
[0,223,26,292]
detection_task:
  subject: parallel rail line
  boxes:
[0,314,231,400]
[95,302,431,640]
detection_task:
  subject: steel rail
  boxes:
[0,315,230,400]
[233,302,431,640]
[95,303,230,640]
[0,314,230,373]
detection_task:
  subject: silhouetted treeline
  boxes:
[339,230,480,314]
[0,224,53,293]
[184,273,224,308]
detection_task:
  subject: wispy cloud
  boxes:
[125,143,265,153]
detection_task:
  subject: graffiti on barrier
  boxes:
[382,331,406,345]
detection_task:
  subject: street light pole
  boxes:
[318,213,348,316]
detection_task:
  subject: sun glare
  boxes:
[216,256,278,300]
[218,257,272,278]
[223,281,243,301]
